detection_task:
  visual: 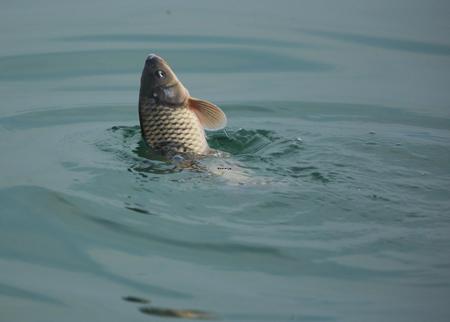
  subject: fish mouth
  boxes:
[145,53,163,63]
[144,53,170,71]
[145,54,169,69]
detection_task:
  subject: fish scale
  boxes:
[139,103,208,154]
[138,54,226,156]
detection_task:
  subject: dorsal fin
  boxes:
[188,97,227,130]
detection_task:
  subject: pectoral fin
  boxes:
[188,97,227,130]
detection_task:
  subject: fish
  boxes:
[138,54,227,157]
[138,54,257,185]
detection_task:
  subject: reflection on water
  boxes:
[139,306,215,320]
[123,295,216,320]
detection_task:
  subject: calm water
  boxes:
[1,1,450,321]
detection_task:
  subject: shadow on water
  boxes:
[299,28,450,56]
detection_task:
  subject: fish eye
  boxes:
[155,70,166,79]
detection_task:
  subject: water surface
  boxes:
[1,1,450,321]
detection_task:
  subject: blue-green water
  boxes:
[1,1,450,321]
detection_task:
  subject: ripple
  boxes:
[60,33,316,50]
[207,128,277,155]
[0,283,62,305]
[102,125,313,184]
[300,28,450,56]
[0,48,332,81]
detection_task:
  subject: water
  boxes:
[1,1,450,321]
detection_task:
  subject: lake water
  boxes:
[1,1,450,321]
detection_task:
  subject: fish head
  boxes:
[139,54,189,107]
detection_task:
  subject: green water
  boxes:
[1,1,450,321]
